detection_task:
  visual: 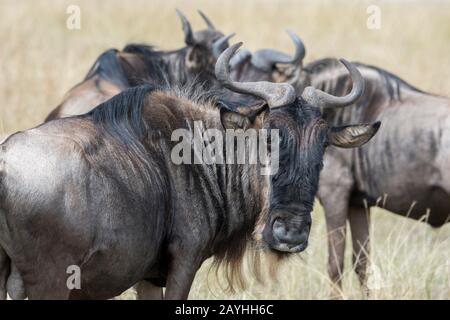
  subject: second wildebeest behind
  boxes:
[46,10,233,121]
[0,43,378,299]
[236,31,450,297]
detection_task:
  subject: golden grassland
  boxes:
[0,0,449,299]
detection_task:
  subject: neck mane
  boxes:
[84,48,130,89]
[85,85,269,283]
[122,43,216,89]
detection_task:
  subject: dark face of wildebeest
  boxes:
[261,105,325,252]
[218,43,380,252]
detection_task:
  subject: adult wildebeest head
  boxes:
[176,9,234,74]
[218,43,380,252]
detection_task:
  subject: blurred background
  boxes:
[0,0,449,299]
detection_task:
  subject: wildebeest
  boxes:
[308,59,450,296]
[237,34,450,296]
[46,10,233,121]
[0,43,377,299]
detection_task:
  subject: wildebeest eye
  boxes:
[316,163,324,172]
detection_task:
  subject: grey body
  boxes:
[305,59,450,294]
[0,46,376,299]
[0,118,165,299]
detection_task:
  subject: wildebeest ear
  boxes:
[329,121,381,148]
[235,102,269,120]
[220,108,252,130]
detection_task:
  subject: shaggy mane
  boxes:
[84,82,283,292]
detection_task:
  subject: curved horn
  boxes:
[251,29,306,71]
[212,33,235,58]
[285,29,306,64]
[301,59,365,109]
[176,9,195,46]
[216,43,296,108]
[198,10,215,30]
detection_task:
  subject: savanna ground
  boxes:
[0,0,449,299]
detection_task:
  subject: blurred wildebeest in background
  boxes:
[0,42,377,299]
[230,30,305,84]
[46,10,233,121]
[241,33,450,297]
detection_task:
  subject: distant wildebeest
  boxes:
[236,32,450,296]
[230,30,305,84]
[46,10,233,121]
[0,43,378,299]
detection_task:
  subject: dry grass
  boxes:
[189,205,450,299]
[1,0,449,299]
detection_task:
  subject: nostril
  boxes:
[272,218,309,245]
[273,219,288,241]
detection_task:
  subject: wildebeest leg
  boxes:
[324,204,348,298]
[348,206,370,297]
[22,263,71,299]
[318,150,354,298]
[164,246,201,300]
[135,280,163,300]
[6,262,26,300]
[320,185,351,299]
[26,281,71,300]
[0,247,9,300]
[164,264,199,300]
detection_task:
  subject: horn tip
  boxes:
[285,29,299,39]
[223,42,243,57]
[285,28,295,35]
[372,121,381,130]
[216,42,243,75]
[175,8,186,19]
[232,42,243,49]
[339,58,351,67]
[339,59,361,79]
